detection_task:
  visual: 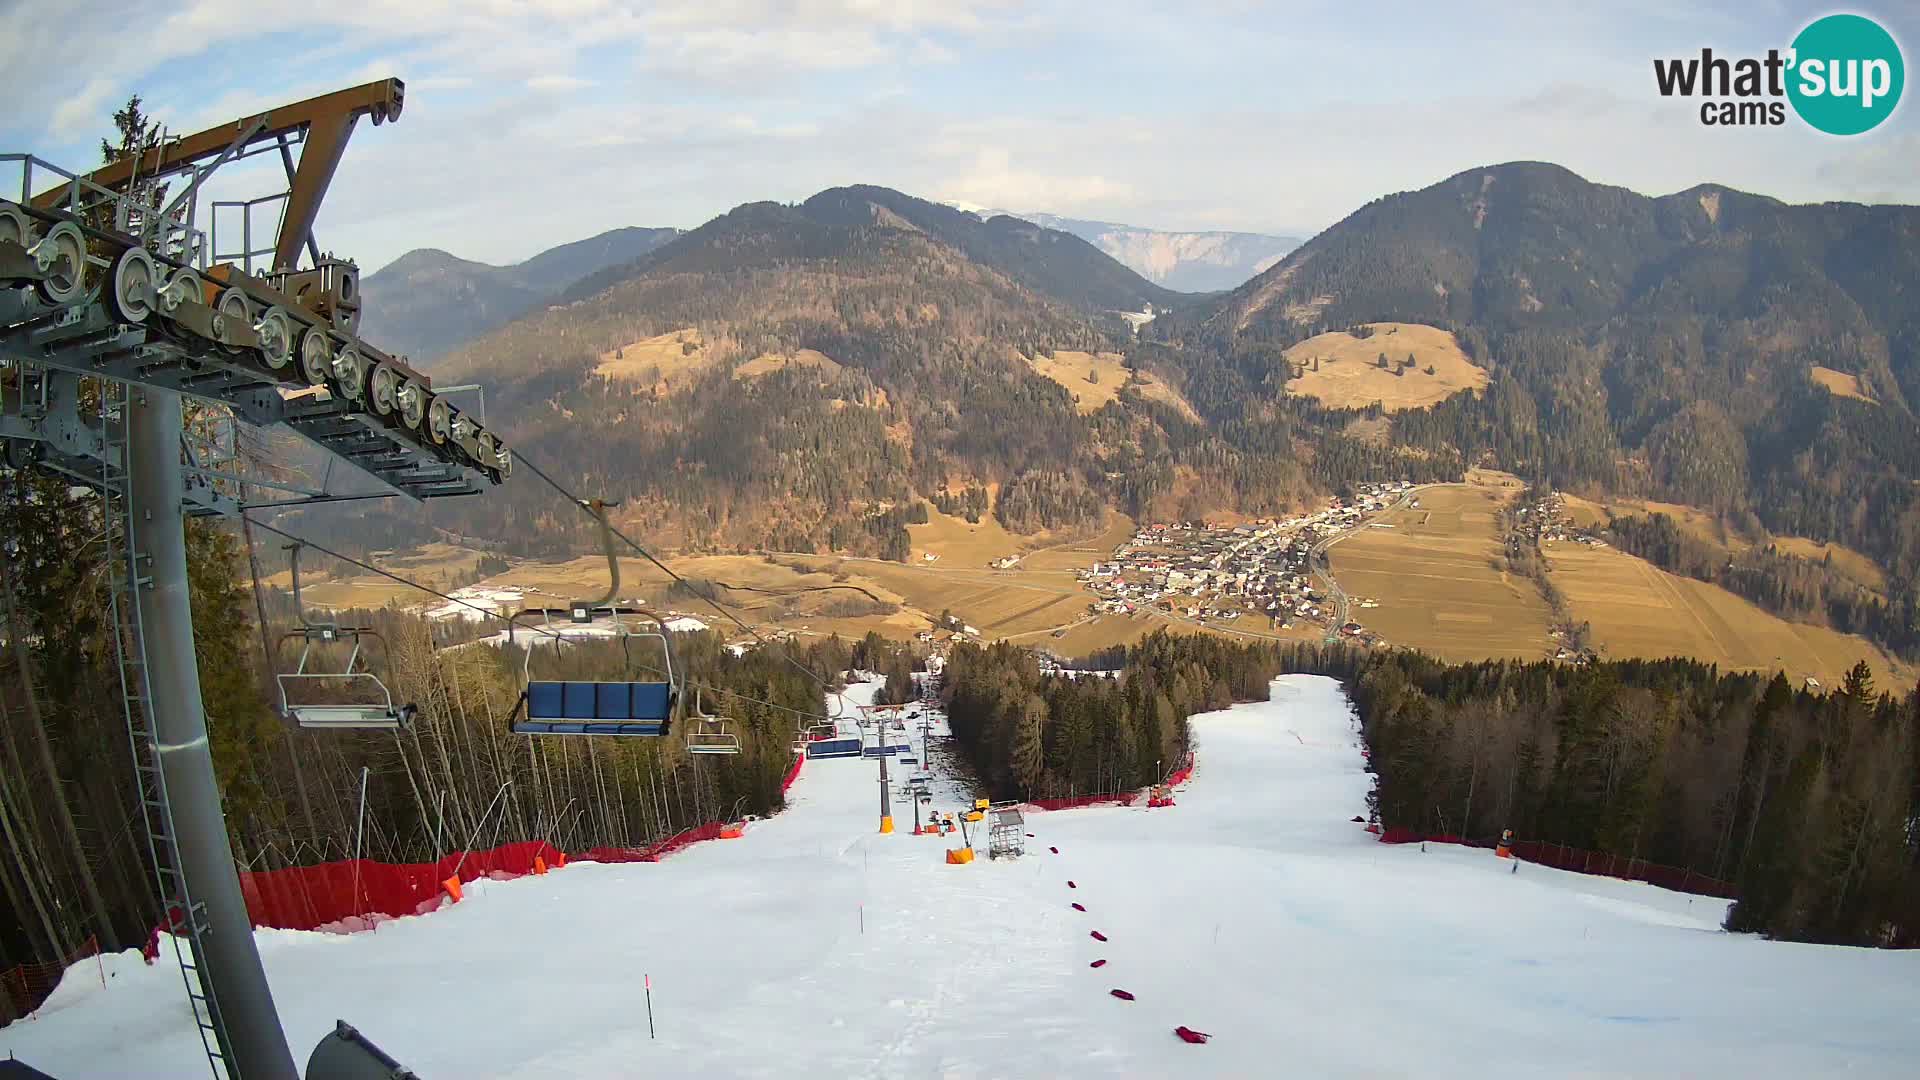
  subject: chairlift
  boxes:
[507,498,681,737]
[685,688,741,755]
[275,544,417,731]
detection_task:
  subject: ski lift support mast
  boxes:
[1,78,504,1079]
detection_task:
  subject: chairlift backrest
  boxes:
[275,542,415,731]
[512,605,681,737]
[508,497,690,738]
[684,688,740,755]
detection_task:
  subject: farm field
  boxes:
[254,507,1127,649]
[1556,495,1891,599]
[1810,364,1875,403]
[1328,480,1555,662]
[1023,351,1198,421]
[1559,493,1739,548]
[592,327,717,389]
[1280,322,1487,412]
[1763,536,1889,595]
[257,542,497,609]
[906,500,1025,566]
[1543,541,1911,688]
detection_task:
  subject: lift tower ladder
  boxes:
[0,78,511,1080]
[97,380,231,1077]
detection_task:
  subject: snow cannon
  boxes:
[1496,828,1513,859]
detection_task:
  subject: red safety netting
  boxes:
[1026,792,1139,812]
[1028,751,1197,812]
[237,839,568,933]
[229,753,814,935]
[1374,829,1737,899]
[1,935,100,1021]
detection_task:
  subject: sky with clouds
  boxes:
[2,0,1915,273]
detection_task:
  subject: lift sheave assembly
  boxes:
[0,78,509,1080]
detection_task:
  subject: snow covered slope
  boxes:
[7,677,1917,1077]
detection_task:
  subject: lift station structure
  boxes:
[0,79,510,1078]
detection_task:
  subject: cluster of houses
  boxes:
[1075,482,1418,637]
[1517,489,1610,550]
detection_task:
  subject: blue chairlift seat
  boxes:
[514,679,674,736]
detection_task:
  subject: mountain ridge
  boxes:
[356,225,681,363]
[954,205,1300,292]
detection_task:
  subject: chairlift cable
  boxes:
[238,515,844,726]
[507,450,849,703]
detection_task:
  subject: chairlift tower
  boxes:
[1,80,510,1079]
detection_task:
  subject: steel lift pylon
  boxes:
[1,79,507,1079]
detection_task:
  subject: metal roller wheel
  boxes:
[449,405,476,451]
[368,362,401,416]
[31,221,88,305]
[330,346,367,402]
[299,328,333,386]
[216,287,251,320]
[425,395,452,445]
[396,379,427,430]
[474,429,500,469]
[255,308,295,370]
[493,440,513,479]
[215,286,253,349]
[0,204,32,250]
[110,247,157,324]
[158,267,204,314]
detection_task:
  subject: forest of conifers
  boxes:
[0,469,900,1017]
[937,633,1919,948]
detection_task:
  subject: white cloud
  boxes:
[526,75,595,92]
[6,0,1915,275]
[938,147,1136,213]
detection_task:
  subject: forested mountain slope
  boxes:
[565,185,1183,315]
[1148,162,1920,654]
[316,185,1440,562]
[357,226,681,363]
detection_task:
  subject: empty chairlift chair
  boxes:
[511,606,682,737]
[507,495,686,738]
[684,689,741,755]
[275,544,417,731]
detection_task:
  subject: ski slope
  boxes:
[7,676,1918,1077]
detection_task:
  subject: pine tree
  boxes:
[1012,694,1048,795]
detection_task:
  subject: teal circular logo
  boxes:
[1787,14,1904,135]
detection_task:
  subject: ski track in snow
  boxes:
[6,676,1919,1077]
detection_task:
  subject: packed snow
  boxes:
[6,676,1916,1077]
[422,586,525,623]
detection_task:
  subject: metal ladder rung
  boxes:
[91,386,233,1078]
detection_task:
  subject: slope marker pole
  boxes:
[645,973,655,1039]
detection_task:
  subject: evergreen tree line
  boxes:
[0,473,868,998]
[943,630,1919,947]
[939,634,1281,801]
